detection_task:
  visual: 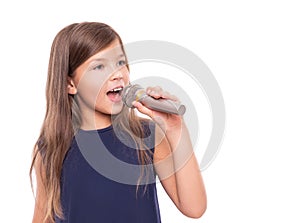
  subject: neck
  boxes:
[79,107,112,131]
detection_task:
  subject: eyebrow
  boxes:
[89,54,125,63]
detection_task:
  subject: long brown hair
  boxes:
[30,22,153,223]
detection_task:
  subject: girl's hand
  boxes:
[132,86,183,132]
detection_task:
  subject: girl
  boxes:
[30,22,206,223]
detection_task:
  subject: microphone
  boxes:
[122,84,186,115]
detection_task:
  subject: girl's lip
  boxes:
[107,85,124,93]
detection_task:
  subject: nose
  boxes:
[110,68,123,81]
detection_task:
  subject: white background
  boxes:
[0,0,299,222]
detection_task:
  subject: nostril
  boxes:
[112,73,123,80]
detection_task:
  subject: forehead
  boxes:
[87,39,124,62]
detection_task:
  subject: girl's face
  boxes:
[69,39,130,120]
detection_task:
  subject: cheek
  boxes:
[76,74,107,106]
[123,69,130,84]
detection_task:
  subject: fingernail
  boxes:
[132,101,137,107]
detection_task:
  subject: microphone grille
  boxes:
[122,84,143,108]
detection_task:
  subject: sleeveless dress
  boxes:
[55,121,161,223]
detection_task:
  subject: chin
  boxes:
[109,103,125,115]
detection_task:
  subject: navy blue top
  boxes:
[55,121,161,223]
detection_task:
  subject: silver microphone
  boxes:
[122,84,186,115]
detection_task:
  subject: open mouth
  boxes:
[106,86,123,102]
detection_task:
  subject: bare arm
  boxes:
[154,121,207,218]
[133,86,207,218]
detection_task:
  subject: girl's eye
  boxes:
[93,64,104,70]
[117,60,126,66]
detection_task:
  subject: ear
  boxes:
[67,77,77,95]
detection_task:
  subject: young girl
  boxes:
[30,22,206,223]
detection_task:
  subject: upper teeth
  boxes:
[112,87,123,92]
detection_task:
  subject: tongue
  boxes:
[107,92,122,102]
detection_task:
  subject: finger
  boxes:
[160,91,179,102]
[146,86,163,99]
[131,101,167,129]
[146,86,177,100]
[146,86,163,93]
[132,101,154,118]
[146,87,180,102]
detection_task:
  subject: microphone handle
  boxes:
[139,96,186,115]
